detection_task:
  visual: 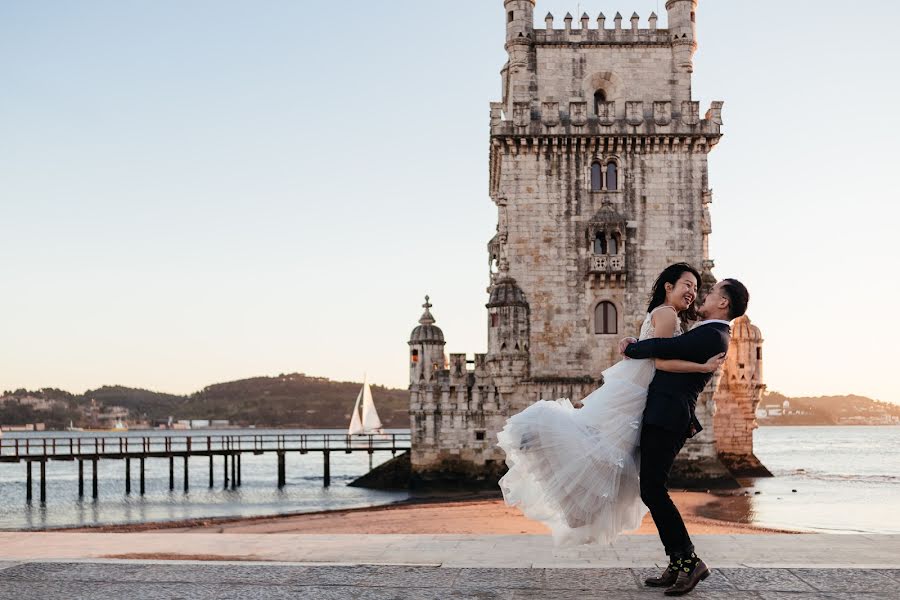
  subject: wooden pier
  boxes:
[0,432,410,503]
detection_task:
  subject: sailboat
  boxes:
[348,375,383,435]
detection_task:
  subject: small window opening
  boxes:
[490,313,499,327]
[594,232,607,255]
[605,162,618,191]
[411,349,419,364]
[595,301,618,334]
[590,162,603,192]
[508,11,514,23]
[593,90,607,115]
[756,348,762,360]
[475,431,486,441]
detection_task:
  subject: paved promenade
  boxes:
[0,560,898,599]
[0,534,897,599]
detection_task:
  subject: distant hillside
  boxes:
[185,374,409,428]
[1,374,410,429]
[759,392,900,425]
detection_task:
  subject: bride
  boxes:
[496,263,724,547]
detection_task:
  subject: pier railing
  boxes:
[0,432,410,460]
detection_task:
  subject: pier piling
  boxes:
[2,432,410,504]
[40,460,47,503]
[26,461,32,503]
[277,452,286,488]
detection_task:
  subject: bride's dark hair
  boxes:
[647,262,701,322]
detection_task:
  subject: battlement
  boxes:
[536,11,668,45]
[490,99,723,138]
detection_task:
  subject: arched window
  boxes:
[605,162,618,191]
[608,232,619,255]
[594,90,607,115]
[590,162,603,192]
[595,301,618,334]
[593,232,607,255]
[411,349,419,364]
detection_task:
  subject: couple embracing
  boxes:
[497,263,749,596]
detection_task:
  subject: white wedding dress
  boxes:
[496,306,681,547]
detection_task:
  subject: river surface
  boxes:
[1,426,897,532]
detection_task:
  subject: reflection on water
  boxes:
[700,425,900,534]
[0,429,409,530]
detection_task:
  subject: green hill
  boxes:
[760,392,900,425]
[185,374,409,428]
[1,374,410,429]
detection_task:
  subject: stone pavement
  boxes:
[1,534,898,599]
[0,560,898,599]
[1,533,899,568]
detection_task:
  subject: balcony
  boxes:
[588,254,626,288]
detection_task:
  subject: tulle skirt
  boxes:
[496,358,656,547]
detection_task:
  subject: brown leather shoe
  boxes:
[644,565,678,588]
[664,560,710,596]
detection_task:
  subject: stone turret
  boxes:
[486,265,530,394]
[666,0,698,105]
[502,0,537,116]
[714,315,772,476]
[408,296,446,385]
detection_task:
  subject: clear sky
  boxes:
[1,1,898,402]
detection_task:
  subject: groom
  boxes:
[618,278,749,596]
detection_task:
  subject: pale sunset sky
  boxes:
[1,1,898,402]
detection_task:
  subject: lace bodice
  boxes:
[638,306,683,340]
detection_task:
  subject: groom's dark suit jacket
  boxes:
[624,321,731,438]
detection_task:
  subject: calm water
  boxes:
[1,426,898,532]
[704,425,900,534]
[0,429,408,530]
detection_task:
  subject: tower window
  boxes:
[609,232,620,255]
[490,313,499,327]
[605,162,618,191]
[411,350,419,364]
[593,232,607,255]
[590,162,603,192]
[593,90,607,115]
[508,11,514,23]
[475,431,486,441]
[595,301,618,335]
[757,348,762,360]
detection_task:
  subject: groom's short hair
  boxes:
[721,279,749,320]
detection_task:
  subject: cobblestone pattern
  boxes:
[1,562,898,600]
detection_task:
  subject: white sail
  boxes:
[348,385,364,435]
[360,377,383,433]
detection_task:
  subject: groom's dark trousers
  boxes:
[640,423,694,557]
[625,321,732,560]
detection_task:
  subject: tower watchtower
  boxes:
[405,1,766,487]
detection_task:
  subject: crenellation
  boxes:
[409,0,766,487]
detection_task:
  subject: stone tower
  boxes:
[714,316,771,476]
[407,0,766,486]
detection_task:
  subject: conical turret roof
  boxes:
[409,296,445,343]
